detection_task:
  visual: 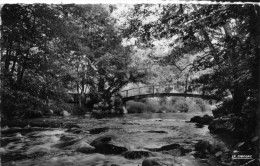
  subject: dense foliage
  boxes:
[1,4,146,118]
[126,97,210,114]
[2,4,67,118]
[123,4,259,117]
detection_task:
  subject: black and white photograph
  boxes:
[1,1,259,165]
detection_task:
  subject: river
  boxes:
[1,113,228,166]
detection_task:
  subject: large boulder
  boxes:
[190,114,213,125]
[195,140,211,152]
[90,136,127,155]
[190,116,201,123]
[90,136,112,147]
[208,117,244,135]
[93,143,127,155]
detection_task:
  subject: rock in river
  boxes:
[66,128,82,134]
[94,143,127,155]
[89,127,109,134]
[142,158,161,166]
[62,110,71,117]
[64,124,81,129]
[194,140,227,159]
[60,135,78,142]
[56,136,95,154]
[162,148,186,156]
[208,117,246,136]
[0,148,6,155]
[147,143,181,152]
[75,141,95,154]
[190,114,213,125]
[195,140,211,152]
[146,130,167,134]
[122,150,155,159]
[158,143,181,151]
[55,138,80,149]
[90,136,127,155]
[90,136,112,146]
[146,143,187,156]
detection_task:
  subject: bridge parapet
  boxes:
[120,83,204,98]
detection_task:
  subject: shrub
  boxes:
[2,88,46,119]
[126,100,147,113]
[125,97,210,114]
[194,98,209,112]
[169,97,181,106]
[158,105,177,113]
[173,99,189,113]
[139,98,147,103]
[188,101,201,113]
[145,98,161,112]
[213,97,233,118]
[146,104,157,113]
[159,97,167,105]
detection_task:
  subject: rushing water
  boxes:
[1,113,225,166]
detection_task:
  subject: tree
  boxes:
[1,4,70,118]
[60,4,147,110]
[123,4,260,116]
[1,4,148,117]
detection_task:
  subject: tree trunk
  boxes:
[17,50,29,85]
[232,86,246,116]
[184,77,188,97]
[4,41,13,76]
[222,23,245,115]
[77,84,82,109]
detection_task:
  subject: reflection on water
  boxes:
[1,113,219,166]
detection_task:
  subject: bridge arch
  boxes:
[120,83,219,103]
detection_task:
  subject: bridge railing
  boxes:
[120,83,204,98]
